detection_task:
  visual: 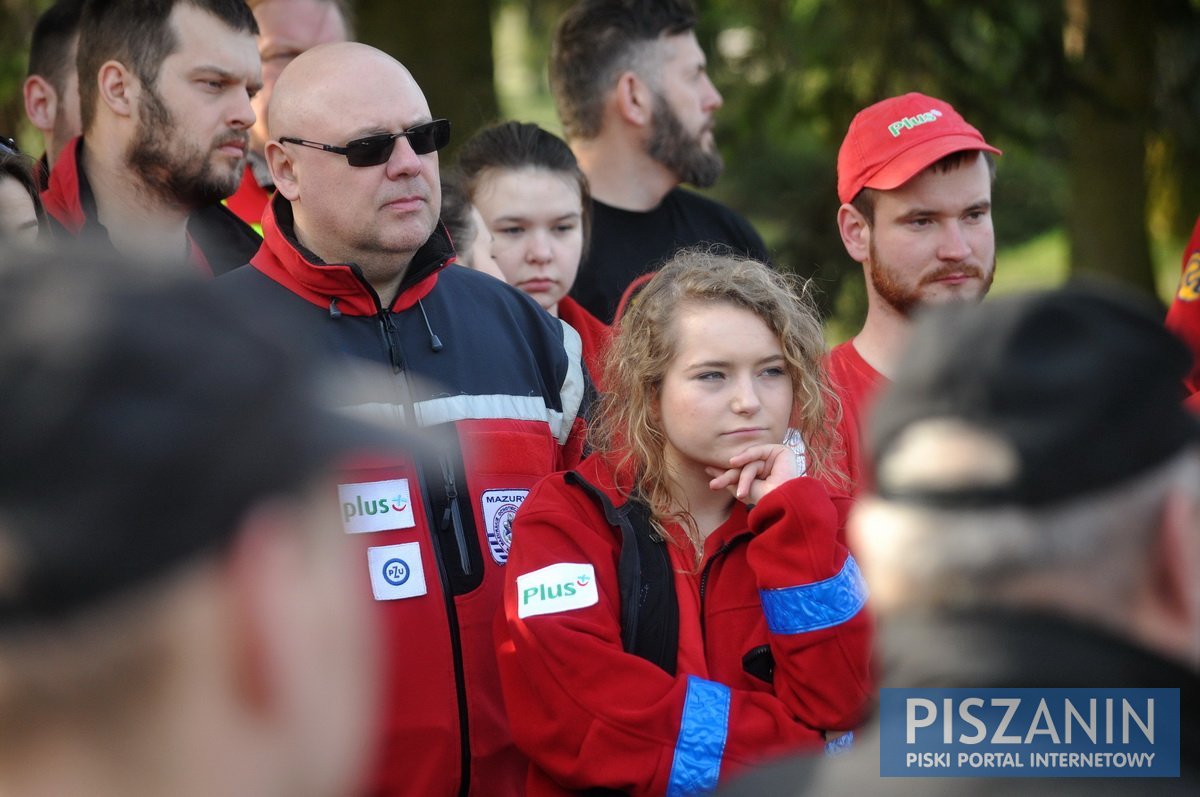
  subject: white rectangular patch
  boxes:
[516,563,598,619]
[367,543,428,601]
[339,479,416,534]
[481,489,528,565]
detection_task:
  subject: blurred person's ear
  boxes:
[221,481,379,795]
[23,75,58,134]
[1141,485,1200,667]
[222,497,306,717]
[846,497,906,613]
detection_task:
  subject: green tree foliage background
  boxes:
[1,1,43,146]
[480,0,1200,327]
[688,0,1200,325]
[3,0,1198,329]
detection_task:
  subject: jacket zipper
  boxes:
[361,270,473,797]
[379,311,404,374]
[439,455,473,576]
[698,532,754,640]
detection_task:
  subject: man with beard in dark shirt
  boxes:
[550,0,768,323]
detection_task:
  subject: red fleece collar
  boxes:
[251,197,447,316]
[41,137,216,279]
[41,136,87,234]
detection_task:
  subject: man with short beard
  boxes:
[550,0,768,324]
[829,92,1000,491]
[41,0,263,276]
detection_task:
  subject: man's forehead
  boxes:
[273,52,430,138]
[256,0,348,49]
[315,75,429,130]
[655,30,704,66]
[338,110,434,141]
[875,155,993,212]
[167,4,260,70]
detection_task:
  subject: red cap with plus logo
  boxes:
[837,92,1001,204]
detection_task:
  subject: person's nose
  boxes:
[937,220,972,262]
[701,74,723,114]
[384,135,425,179]
[525,229,553,265]
[228,87,256,131]
[730,374,761,415]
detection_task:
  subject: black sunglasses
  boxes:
[0,135,20,156]
[279,119,450,167]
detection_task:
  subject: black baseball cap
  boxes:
[0,247,406,627]
[868,280,1200,507]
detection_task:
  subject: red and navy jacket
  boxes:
[213,194,589,797]
[41,136,261,277]
[496,452,872,796]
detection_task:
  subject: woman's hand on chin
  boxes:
[705,443,800,505]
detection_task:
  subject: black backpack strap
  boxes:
[564,471,678,674]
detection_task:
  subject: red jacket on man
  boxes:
[496,452,871,796]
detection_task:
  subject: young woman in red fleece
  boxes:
[496,249,871,796]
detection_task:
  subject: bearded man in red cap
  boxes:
[828,92,1001,491]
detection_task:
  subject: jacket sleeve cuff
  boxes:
[759,555,868,634]
[746,476,869,629]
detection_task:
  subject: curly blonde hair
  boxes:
[589,248,845,555]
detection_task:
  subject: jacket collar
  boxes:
[253,192,455,316]
[574,450,639,508]
[41,136,219,277]
[41,136,95,236]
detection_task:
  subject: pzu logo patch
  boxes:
[367,542,427,601]
[481,489,528,565]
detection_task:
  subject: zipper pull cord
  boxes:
[418,300,444,352]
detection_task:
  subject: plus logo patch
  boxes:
[516,563,598,619]
[338,479,416,534]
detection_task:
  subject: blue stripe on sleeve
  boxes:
[825,730,854,755]
[760,555,868,635]
[666,676,731,797]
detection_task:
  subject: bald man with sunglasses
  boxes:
[214,42,590,797]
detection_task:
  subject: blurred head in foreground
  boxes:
[853,281,1200,670]
[0,245,385,797]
